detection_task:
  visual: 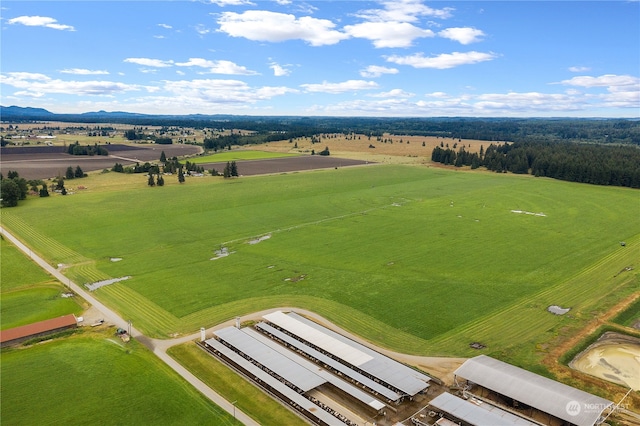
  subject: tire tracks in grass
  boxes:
[428,234,639,353]
[101,284,180,338]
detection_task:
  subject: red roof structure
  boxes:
[1,314,77,346]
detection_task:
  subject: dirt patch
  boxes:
[0,144,202,180]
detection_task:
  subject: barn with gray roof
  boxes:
[454,355,613,426]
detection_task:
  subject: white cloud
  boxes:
[124,58,175,68]
[354,0,454,23]
[175,58,259,75]
[270,62,291,77]
[301,80,379,94]
[158,23,173,29]
[209,0,255,5]
[60,68,109,75]
[1,72,144,96]
[8,15,75,31]
[360,65,399,78]
[344,21,434,48]
[560,74,639,88]
[161,78,297,104]
[438,27,485,44]
[568,66,590,72]
[559,74,640,109]
[369,88,415,98]
[217,10,348,46]
[386,51,497,69]
[425,91,449,98]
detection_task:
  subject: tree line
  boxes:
[432,141,640,188]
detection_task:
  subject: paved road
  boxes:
[0,226,259,426]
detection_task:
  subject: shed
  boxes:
[454,355,613,426]
[0,314,78,347]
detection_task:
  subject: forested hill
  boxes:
[2,105,639,146]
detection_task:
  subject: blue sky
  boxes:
[1,1,639,117]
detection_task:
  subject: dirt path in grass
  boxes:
[541,292,640,409]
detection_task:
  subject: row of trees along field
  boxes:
[432,141,640,188]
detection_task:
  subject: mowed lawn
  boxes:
[2,165,638,356]
[1,238,83,329]
[0,333,235,425]
[187,149,298,164]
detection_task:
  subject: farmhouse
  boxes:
[453,355,614,426]
[0,314,78,347]
[200,310,432,426]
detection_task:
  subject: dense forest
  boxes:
[432,141,640,188]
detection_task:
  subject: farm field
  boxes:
[188,150,299,163]
[2,164,638,369]
[0,237,84,329]
[0,331,236,425]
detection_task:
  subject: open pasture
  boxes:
[1,165,638,360]
[1,238,83,329]
[188,150,299,163]
[261,133,498,164]
[0,332,235,425]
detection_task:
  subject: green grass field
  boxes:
[0,332,236,425]
[188,150,298,164]
[1,237,84,329]
[2,165,638,363]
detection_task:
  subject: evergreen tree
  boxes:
[148,173,156,186]
[178,168,185,183]
[157,174,165,186]
[160,150,167,163]
[75,165,85,178]
[230,161,238,177]
[0,179,20,207]
[223,162,231,178]
[39,184,50,197]
[56,178,65,191]
[66,166,75,180]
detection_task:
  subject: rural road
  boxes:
[0,226,259,426]
[1,225,466,425]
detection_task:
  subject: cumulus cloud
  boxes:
[217,10,348,46]
[368,88,415,98]
[175,58,258,75]
[161,78,297,104]
[8,15,75,31]
[386,51,497,69]
[301,80,379,94]
[270,62,291,77]
[360,65,399,78]
[560,74,639,88]
[60,68,109,75]
[354,0,454,23]
[344,21,434,48]
[559,74,640,109]
[158,23,173,29]
[124,58,174,68]
[438,27,485,44]
[1,72,144,97]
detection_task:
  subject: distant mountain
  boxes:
[1,105,56,119]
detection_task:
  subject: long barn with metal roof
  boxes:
[262,310,431,398]
[454,355,614,426]
[429,392,539,426]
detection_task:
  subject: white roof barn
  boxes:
[454,355,613,426]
